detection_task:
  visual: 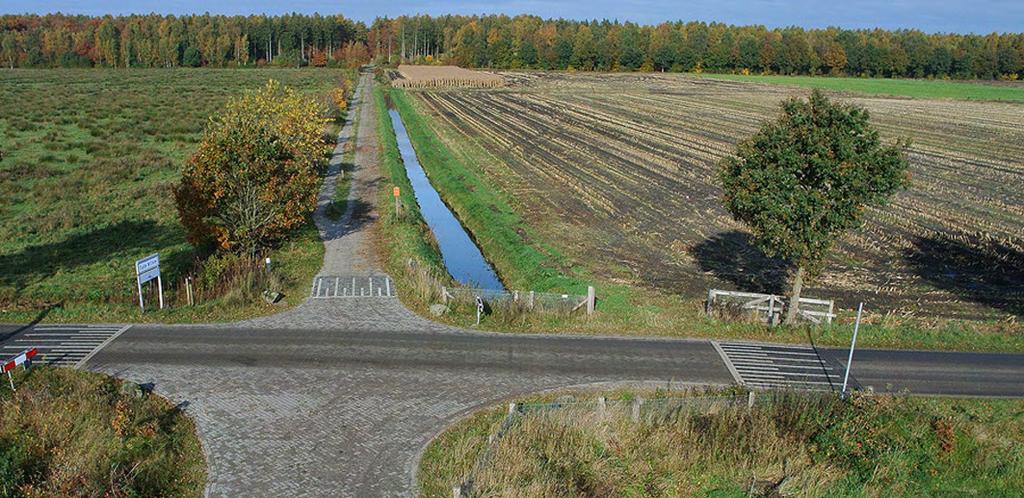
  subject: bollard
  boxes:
[631,397,643,422]
[597,396,607,416]
[476,296,484,326]
[747,391,756,410]
[508,402,517,415]
[586,286,596,315]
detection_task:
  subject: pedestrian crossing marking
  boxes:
[712,341,853,391]
[311,275,396,299]
[2,325,129,368]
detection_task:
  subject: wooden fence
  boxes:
[705,289,835,325]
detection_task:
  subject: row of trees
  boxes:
[3,13,1023,78]
[369,15,1024,79]
[0,13,370,68]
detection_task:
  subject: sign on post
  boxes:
[393,186,401,216]
[135,253,164,311]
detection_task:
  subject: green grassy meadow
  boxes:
[703,73,1024,102]
[1,367,206,496]
[0,69,349,323]
[420,389,1024,497]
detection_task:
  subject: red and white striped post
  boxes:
[2,348,38,391]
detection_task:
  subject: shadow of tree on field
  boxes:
[0,220,185,291]
[690,230,793,294]
[904,234,1024,318]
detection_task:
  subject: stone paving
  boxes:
[92,324,722,497]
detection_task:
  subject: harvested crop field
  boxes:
[392,64,504,88]
[405,72,1024,319]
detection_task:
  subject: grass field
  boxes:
[419,388,1024,497]
[702,73,1024,102]
[393,71,1024,349]
[1,367,206,496]
[0,68,350,323]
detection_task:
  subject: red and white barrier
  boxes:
[3,348,37,390]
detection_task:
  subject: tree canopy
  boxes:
[173,80,331,255]
[717,90,910,322]
[3,13,1023,79]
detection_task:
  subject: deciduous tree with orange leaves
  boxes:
[174,80,330,256]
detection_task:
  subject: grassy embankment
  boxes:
[0,69,354,324]
[703,73,1024,102]
[376,85,1023,352]
[419,388,1024,497]
[0,367,206,496]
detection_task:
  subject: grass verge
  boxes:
[702,73,1024,102]
[419,388,1024,497]
[377,87,1024,351]
[0,367,206,496]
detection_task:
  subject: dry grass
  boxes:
[0,367,206,497]
[420,389,1024,497]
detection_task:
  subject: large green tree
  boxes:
[718,90,910,324]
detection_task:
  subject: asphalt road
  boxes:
[823,347,1024,397]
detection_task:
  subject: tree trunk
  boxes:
[784,266,805,325]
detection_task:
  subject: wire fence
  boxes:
[453,392,759,497]
[441,285,595,315]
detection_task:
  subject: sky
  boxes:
[3,0,1022,34]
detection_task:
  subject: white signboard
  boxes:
[135,253,164,311]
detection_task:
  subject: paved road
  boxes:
[87,322,732,496]
[2,72,1022,497]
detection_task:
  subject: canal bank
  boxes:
[385,95,504,291]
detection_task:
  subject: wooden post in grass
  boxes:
[586,286,596,315]
[631,397,643,422]
[597,396,606,416]
[747,391,756,410]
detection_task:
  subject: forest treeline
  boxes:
[3,13,1024,79]
[0,13,370,68]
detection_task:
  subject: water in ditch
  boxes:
[388,107,505,291]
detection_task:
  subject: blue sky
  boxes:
[4,1,1021,34]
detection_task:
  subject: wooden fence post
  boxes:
[631,397,643,422]
[586,286,596,315]
[528,291,535,310]
[597,396,606,416]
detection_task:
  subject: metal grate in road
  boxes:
[311,275,395,298]
[2,324,129,368]
[712,341,852,391]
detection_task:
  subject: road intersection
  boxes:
[2,72,1021,497]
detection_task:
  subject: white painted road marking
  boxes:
[713,341,851,391]
[2,325,130,368]
[311,275,396,299]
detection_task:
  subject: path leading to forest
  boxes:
[0,72,1020,497]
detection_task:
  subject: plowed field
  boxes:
[406,72,1024,319]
